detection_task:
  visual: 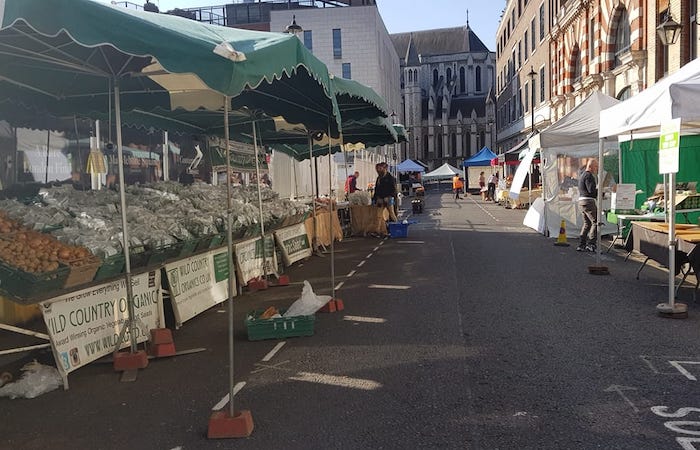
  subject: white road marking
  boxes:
[211,382,246,411]
[677,437,700,449]
[289,372,382,391]
[374,246,380,252]
[604,385,639,412]
[335,281,344,290]
[346,270,356,278]
[368,284,411,290]
[379,241,385,246]
[398,240,424,244]
[468,196,499,222]
[261,341,286,362]
[343,315,387,323]
[357,260,365,267]
[669,361,700,381]
[217,310,226,313]
[366,253,373,259]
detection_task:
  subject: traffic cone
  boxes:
[554,220,570,247]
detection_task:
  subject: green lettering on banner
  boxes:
[283,235,310,255]
[213,252,230,283]
[254,236,276,258]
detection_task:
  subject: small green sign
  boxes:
[659,118,681,174]
[213,252,230,283]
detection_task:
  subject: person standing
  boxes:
[479,171,486,200]
[577,159,599,252]
[373,163,398,222]
[452,174,464,200]
[345,171,359,196]
[487,172,498,201]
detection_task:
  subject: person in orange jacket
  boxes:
[452,174,464,200]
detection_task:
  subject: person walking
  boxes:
[577,159,599,252]
[479,171,486,200]
[452,174,464,200]
[373,162,398,222]
[487,172,498,201]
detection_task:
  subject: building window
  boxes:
[451,134,457,158]
[342,63,351,79]
[460,67,466,93]
[616,86,631,101]
[532,79,537,108]
[613,7,631,67]
[539,66,545,103]
[691,0,698,61]
[589,19,595,67]
[408,70,412,83]
[518,87,523,117]
[524,82,529,112]
[518,40,522,68]
[476,66,482,91]
[423,135,429,155]
[524,31,529,60]
[531,19,536,50]
[572,46,582,84]
[436,134,443,158]
[303,30,313,51]
[446,67,452,85]
[433,68,439,87]
[332,28,342,59]
[539,4,545,41]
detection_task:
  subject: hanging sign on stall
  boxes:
[41,271,163,375]
[165,249,235,327]
[659,118,681,174]
[234,235,278,283]
[274,223,312,266]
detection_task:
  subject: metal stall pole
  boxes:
[329,128,336,301]
[163,131,169,181]
[252,121,269,280]
[589,138,609,275]
[223,97,237,418]
[44,129,50,184]
[309,136,320,254]
[110,81,143,369]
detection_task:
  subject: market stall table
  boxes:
[630,221,700,300]
[606,211,666,255]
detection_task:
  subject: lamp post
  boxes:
[657,11,682,46]
[284,15,303,38]
[527,66,537,134]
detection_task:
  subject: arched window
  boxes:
[446,67,452,84]
[451,134,457,158]
[408,70,413,83]
[617,86,631,101]
[460,67,466,93]
[423,135,429,156]
[572,46,582,84]
[433,69,439,87]
[475,66,482,91]
[613,7,631,68]
[436,134,443,158]
[465,132,472,155]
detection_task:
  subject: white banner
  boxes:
[165,249,235,327]
[510,146,536,200]
[234,235,278,284]
[274,223,312,267]
[41,271,164,375]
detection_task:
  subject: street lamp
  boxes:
[284,15,303,37]
[657,11,682,46]
[527,66,537,133]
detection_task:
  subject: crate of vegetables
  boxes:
[245,307,315,341]
[0,261,69,301]
[93,254,125,281]
[61,255,101,289]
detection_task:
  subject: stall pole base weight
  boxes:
[113,350,149,372]
[208,410,254,439]
[656,302,688,319]
[269,274,291,287]
[148,328,177,358]
[319,298,344,313]
[587,265,610,275]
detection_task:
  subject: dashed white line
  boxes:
[368,284,411,290]
[343,315,387,323]
[398,240,424,244]
[373,246,380,252]
[468,196,499,222]
[335,281,345,290]
[212,382,246,411]
[347,270,356,278]
[379,241,385,246]
[357,260,365,267]
[261,341,286,362]
[289,372,382,391]
[366,253,373,259]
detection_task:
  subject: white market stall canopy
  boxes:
[423,163,462,180]
[600,57,700,137]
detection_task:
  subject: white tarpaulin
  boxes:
[600,57,700,138]
[528,92,620,237]
[509,145,536,199]
[423,163,462,180]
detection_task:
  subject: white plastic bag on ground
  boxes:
[284,281,332,317]
[0,361,62,399]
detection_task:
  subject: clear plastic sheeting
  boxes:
[284,281,332,317]
[0,361,62,399]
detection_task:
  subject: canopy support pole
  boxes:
[309,136,319,254]
[163,131,169,181]
[657,170,687,317]
[329,124,336,301]
[253,121,269,280]
[223,96,237,418]
[111,80,141,360]
[44,129,50,184]
[589,138,609,275]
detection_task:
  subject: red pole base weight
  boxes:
[208,410,254,439]
[319,298,344,313]
[149,328,177,357]
[113,350,149,371]
[247,278,269,292]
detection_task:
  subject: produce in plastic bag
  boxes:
[348,191,372,206]
[283,281,332,317]
[0,361,62,399]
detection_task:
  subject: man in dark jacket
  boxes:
[373,163,397,222]
[577,159,599,252]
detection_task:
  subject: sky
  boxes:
[125,0,503,50]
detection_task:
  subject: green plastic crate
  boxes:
[146,243,182,267]
[93,254,125,281]
[245,309,315,341]
[178,239,199,258]
[208,233,225,249]
[0,262,69,301]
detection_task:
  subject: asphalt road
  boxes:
[3,191,700,449]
